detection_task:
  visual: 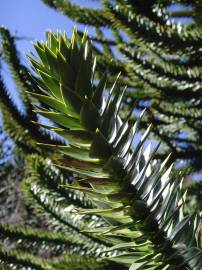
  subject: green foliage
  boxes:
[41,0,202,172]
[11,29,200,270]
[0,128,26,223]
[0,27,60,153]
[0,1,202,269]
[0,27,37,115]
[41,0,110,26]
[184,181,202,213]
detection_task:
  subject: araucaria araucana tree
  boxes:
[41,0,202,173]
[0,28,201,270]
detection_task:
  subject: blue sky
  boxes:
[0,0,102,52]
[0,0,97,103]
[0,0,90,57]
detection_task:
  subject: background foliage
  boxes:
[0,1,201,269]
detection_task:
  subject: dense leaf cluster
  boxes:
[41,0,202,171]
[0,1,201,269]
[0,29,201,270]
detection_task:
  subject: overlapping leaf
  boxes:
[27,29,202,270]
